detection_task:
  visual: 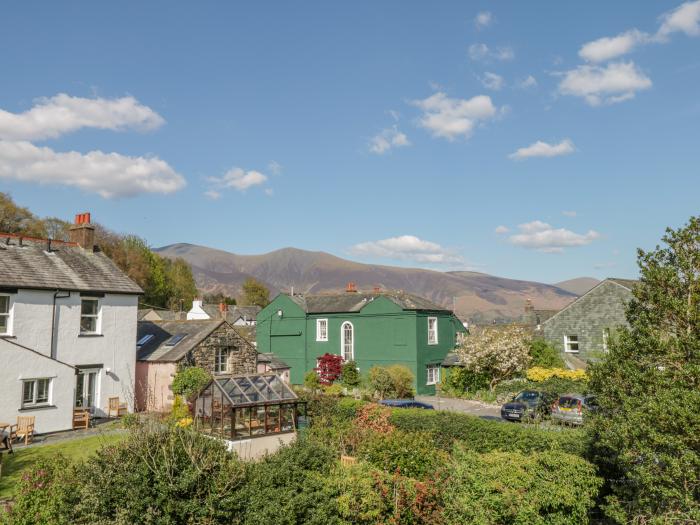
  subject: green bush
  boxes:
[390,408,588,456]
[387,365,415,398]
[443,447,602,525]
[171,366,211,400]
[340,361,360,387]
[324,384,344,397]
[304,370,321,390]
[168,394,191,423]
[442,367,490,395]
[368,365,415,399]
[357,430,448,480]
[529,339,565,368]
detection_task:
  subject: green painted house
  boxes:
[256,289,466,395]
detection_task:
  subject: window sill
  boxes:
[78,333,104,338]
[19,404,57,412]
[0,335,16,339]
[564,350,580,354]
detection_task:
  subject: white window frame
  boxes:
[426,365,440,385]
[80,297,101,335]
[564,334,579,353]
[22,378,52,408]
[0,293,13,336]
[427,316,438,345]
[214,348,229,374]
[341,321,354,361]
[316,318,328,342]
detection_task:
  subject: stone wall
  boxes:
[543,280,632,363]
[185,322,257,376]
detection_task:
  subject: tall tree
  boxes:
[589,216,700,523]
[241,277,270,308]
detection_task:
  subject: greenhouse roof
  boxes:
[210,374,299,407]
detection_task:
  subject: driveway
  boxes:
[415,395,501,421]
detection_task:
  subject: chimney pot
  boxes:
[346,282,357,293]
[69,211,96,251]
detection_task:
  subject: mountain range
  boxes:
[156,243,599,323]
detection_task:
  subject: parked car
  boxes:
[500,390,556,421]
[550,394,598,425]
[379,399,434,409]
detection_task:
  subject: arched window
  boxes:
[341,322,354,361]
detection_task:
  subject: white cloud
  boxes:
[0,93,164,141]
[495,225,510,234]
[516,75,538,89]
[208,167,268,192]
[204,190,221,200]
[411,92,498,141]
[268,160,282,175]
[557,61,652,106]
[468,43,514,61]
[656,0,700,41]
[369,126,410,154]
[0,140,185,198]
[507,220,600,252]
[479,72,504,91]
[579,29,649,63]
[351,235,465,265]
[509,139,575,160]
[474,11,493,29]
[562,210,577,217]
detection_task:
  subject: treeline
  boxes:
[0,192,197,311]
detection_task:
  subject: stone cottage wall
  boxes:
[186,322,257,376]
[543,281,632,362]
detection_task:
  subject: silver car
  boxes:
[551,394,597,425]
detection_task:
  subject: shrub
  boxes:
[529,339,565,368]
[390,408,588,456]
[121,411,140,429]
[340,360,360,387]
[171,366,211,400]
[333,462,446,525]
[526,367,588,382]
[357,430,448,480]
[1,455,78,525]
[355,403,394,434]
[324,384,344,397]
[304,370,321,390]
[368,366,393,399]
[387,365,415,398]
[442,367,490,395]
[443,447,602,525]
[315,353,343,385]
[168,394,191,423]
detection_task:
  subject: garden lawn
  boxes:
[0,432,125,498]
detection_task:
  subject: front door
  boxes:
[75,369,100,411]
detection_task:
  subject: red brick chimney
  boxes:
[219,302,228,319]
[69,212,95,251]
[346,282,357,293]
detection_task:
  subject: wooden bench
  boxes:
[107,397,128,418]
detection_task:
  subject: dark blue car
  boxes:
[379,399,434,410]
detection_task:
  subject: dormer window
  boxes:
[80,298,100,334]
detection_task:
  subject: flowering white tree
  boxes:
[455,325,531,389]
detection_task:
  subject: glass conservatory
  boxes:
[193,374,306,441]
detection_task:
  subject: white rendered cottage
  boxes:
[0,213,142,433]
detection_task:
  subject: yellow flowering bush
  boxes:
[526,367,588,382]
[176,417,193,428]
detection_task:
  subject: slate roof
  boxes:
[200,304,261,323]
[137,319,224,362]
[257,352,290,370]
[608,278,639,290]
[534,309,558,324]
[287,291,450,314]
[138,308,183,321]
[0,235,142,295]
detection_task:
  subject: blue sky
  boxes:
[1,1,699,283]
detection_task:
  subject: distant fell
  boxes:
[555,277,600,296]
[156,243,578,323]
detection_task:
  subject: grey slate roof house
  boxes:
[135,319,258,411]
[543,278,638,368]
